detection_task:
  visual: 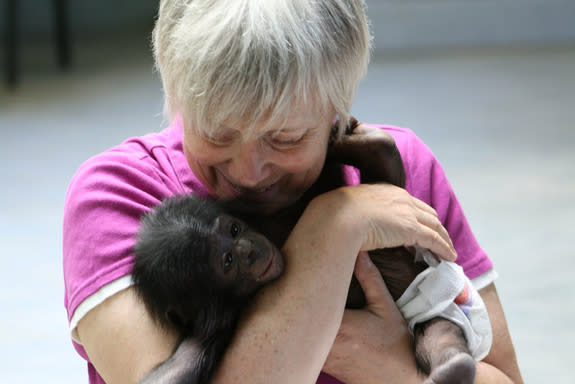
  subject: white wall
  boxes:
[2,0,158,39]
[367,0,575,51]
[3,0,575,49]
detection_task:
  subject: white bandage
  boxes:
[396,248,492,360]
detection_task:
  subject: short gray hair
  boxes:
[153,0,371,135]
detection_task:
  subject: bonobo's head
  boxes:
[132,194,284,333]
[207,211,284,295]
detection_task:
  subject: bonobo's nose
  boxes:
[234,237,255,264]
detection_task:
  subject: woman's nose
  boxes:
[227,141,271,187]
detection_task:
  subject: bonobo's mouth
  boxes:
[256,246,284,282]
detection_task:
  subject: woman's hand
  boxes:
[317,183,457,262]
[323,252,423,384]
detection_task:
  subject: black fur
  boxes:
[133,197,256,383]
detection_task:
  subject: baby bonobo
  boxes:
[132,119,490,384]
[133,195,284,384]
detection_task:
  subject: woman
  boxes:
[63,1,523,383]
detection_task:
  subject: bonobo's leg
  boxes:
[414,318,476,384]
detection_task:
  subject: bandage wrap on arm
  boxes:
[396,249,493,360]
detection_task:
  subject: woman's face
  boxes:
[183,103,335,214]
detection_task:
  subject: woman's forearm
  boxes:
[212,193,363,383]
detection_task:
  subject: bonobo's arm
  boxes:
[139,324,235,384]
[140,338,202,384]
[329,118,405,187]
[330,119,420,309]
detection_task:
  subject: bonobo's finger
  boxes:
[353,252,395,311]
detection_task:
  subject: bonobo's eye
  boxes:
[230,222,240,238]
[223,252,234,271]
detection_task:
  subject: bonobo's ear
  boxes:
[327,117,405,188]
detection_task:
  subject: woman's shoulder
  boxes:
[73,128,172,177]
[66,125,191,206]
[62,128,187,323]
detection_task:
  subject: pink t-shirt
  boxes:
[63,118,492,383]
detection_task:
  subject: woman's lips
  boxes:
[231,183,273,194]
[217,171,279,201]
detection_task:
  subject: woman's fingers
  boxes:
[376,187,456,261]
[415,221,457,262]
[415,209,457,261]
[411,195,439,217]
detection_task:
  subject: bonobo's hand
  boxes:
[329,118,405,187]
[323,252,423,384]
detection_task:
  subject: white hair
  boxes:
[153,0,371,135]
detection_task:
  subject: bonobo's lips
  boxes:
[256,246,284,282]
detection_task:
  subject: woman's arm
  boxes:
[475,283,524,383]
[76,288,180,383]
[77,183,456,383]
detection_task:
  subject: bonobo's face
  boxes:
[208,213,284,297]
[183,102,336,215]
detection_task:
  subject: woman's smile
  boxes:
[216,168,281,201]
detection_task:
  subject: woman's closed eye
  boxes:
[267,131,307,149]
[199,129,240,147]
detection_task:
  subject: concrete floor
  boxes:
[0,36,573,383]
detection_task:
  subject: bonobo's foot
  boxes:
[423,353,476,384]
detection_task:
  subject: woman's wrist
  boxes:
[306,187,366,239]
[289,188,364,259]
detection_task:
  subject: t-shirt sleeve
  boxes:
[389,127,493,279]
[62,149,179,329]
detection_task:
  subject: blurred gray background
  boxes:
[1,0,574,382]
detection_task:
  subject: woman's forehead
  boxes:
[207,101,335,136]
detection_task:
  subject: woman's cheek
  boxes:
[187,140,232,166]
[276,144,327,173]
